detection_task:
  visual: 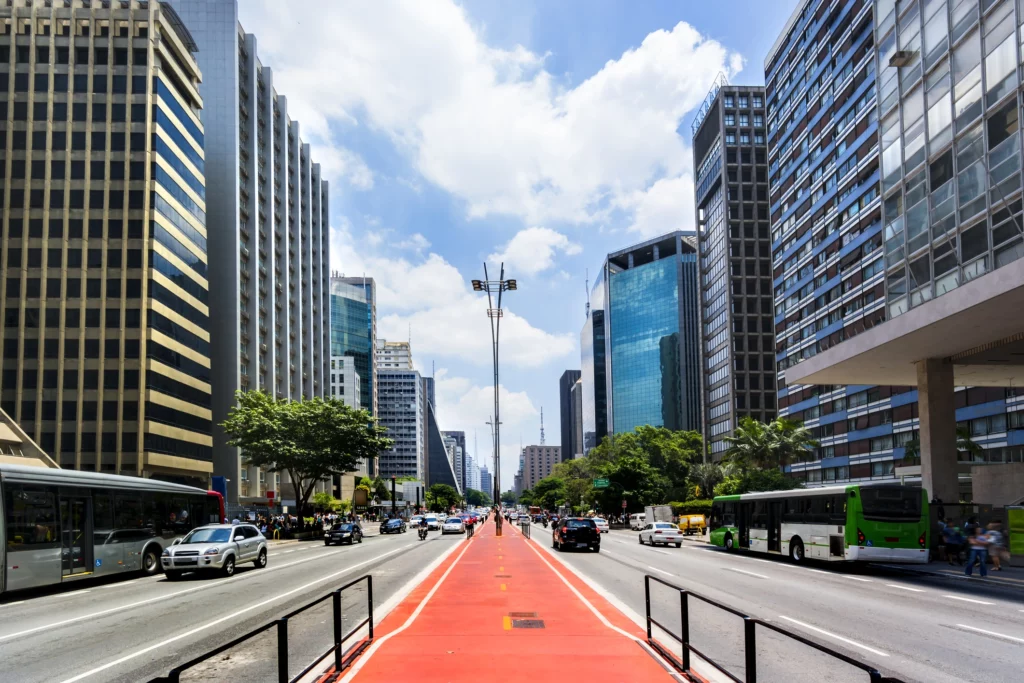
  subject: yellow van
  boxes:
[677,514,706,535]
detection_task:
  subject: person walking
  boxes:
[941,519,965,566]
[986,521,1007,571]
[964,526,990,577]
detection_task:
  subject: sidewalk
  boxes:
[336,521,678,683]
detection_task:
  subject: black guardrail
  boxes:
[520,520,531,539]
[151,574,373,683]
[643,575,903,683]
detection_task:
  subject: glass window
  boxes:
[4,485,59,548]
[984,36,1016,106]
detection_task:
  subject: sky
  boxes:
[237,0,798,492]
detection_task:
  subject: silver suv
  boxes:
[161,523,268,579]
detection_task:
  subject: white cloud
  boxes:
[331,221,574,368]
[621,173,696,238]
[240,1,743,227]
[395,233,431,252]
[487,227,581,276]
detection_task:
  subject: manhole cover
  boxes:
[507,612,537,618]
[512,619,545,629]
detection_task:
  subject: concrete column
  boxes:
[917,358,958,504]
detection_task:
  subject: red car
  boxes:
[460,513,477,526]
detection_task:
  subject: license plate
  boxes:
[176,558,197,565]
[576,542,588,548]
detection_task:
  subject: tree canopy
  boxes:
[723,417,818,471]
[500,490,518,505]
[426,483,462,512]
[222,391,392,515]
[464,488,492,507]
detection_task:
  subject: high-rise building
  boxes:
[0,0,213,485]
[691,80,777,458]
[377,367,423,479]
[422,375,435,414]
[330,275,376,417]
[442,430,466,489]
[521,444,560,490]
[424,399,460,493]
[570,378,584,459]
[170,0,330,504]
[479,465,492,501]
[581,273,608,454]
[558,370,581,462]
[771,0,1024,503]
[328,355,360,410]
[584,232,702,437]
[376,339,412,370]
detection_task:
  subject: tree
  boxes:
[901,426,982,462]
[311,491,337,511]
[724,417,817,471]
[588,426,703,500]
[594,453,670,513]
[552,458,596,511]
[714,468,801,496]
[500,490,518,505]
[222,391,392,516]
[517,489,534,506]
[372,477,392,502]
[688,462,725,499]
[465,488,492,507]
[532,476,567,511]
[426,483,462,512]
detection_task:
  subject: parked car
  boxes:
[324,522,363,545]
[629,513,647,530]
[442,517,466,534]
[424,515,441,530]
[162,523,267,579]
[639,522,684,548]
[593,518,610,533]
[380,518,407,534]
[552,518,601,552]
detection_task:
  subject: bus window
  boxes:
[860,487,922,521]
[750,501,768,529]
[93,491,115,544]
[4,484,59,549]
[722,503,736,527]
[828,495,847,524]
[782,497,807,524]
[114,492,149,540]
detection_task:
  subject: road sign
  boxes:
[266,490,275,500]
[621,500,627,509]
[593,478,609,489]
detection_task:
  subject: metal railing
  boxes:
[151,575,373,683]
[520,519,531,539]
[643,575,903,683]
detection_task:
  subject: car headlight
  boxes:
[324,533,330,538]
[204,547,220,555]
[162,548,170,557]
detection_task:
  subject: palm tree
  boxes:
[723,417,774,470]
[689,462,725,499]
[768,417,819,468]
[901,426,982,461]
[724,417,818,471]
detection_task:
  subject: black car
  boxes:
[380,518,407,534]
[552,518,600,552]
[324,522,363,546]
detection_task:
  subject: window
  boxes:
[4,486,59,548]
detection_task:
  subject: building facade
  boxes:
[442,429,466,490]
[0,0,213,485]
[170,0,329,504]
[586,232,702,437]
[330,275,376,417]
[328,355,360,410]
[376,339,412,370]
[558,369,581,462]
[479,465,492,501]
[522,444,560,490]
[569,378,584,459]
[377,367,423,479]
[580,271,608,453]
[692,81,777,457]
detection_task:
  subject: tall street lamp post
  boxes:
[473,264,516,506]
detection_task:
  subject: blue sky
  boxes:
[240,0,797,490]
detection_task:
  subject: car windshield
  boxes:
[446,518,462,523]
[331,524,353,531]
[594,518,607,523]
[386,519,402,526]
[182,528,231,544]
[566,519,595,528]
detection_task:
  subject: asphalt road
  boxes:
[528,524,1024,683]
[0,528,465,683]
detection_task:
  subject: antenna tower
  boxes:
[539,407,546,445]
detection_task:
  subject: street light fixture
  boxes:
[475,262,515,505]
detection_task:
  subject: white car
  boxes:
[424,515,441,530]
[410,515,424,528]
[593,518,609,533]
[162,523,267,579]
[442,517,466,534]
[639,522,684,547]
[629,513,647,530]
[508,512,519,522]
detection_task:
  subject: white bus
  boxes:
[1,463,224,593]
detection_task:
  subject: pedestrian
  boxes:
[941,519,964,565]
[986,521,1008,571]
[964,527,989,577]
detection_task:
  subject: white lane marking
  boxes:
[726,567,769,580]
[42,589,92,599]
[956,624,1024,644]
[944,595,994,605]
[650,548,673,555]
[647,565,676,577]
[885,584,925,592]
[0,542,359,643]
[337,537,474,682]
[58,543,415,683]
[843,576,872,582]
[278,550,294,554]
[806,568,831,575]
[779,616,889,657]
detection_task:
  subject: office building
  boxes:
[170,0,330,504]
[692,80,777,457]
[376,339,412,370]
[465,453,480,492]
[422,375,435,413]
[581,273,608,453]
[443,434,463,490]
[442,429,466,491]
[424,399,460,492]
[522,444,560,490]
[330,275,376,417]
[328,355,360,410]
[0,0,213,485]
[583,232,702,437]
[558,369,581,462]
[569,378,584,459]
[479,465,492,501]
[377,367,424,479]
[771,0,1024,503]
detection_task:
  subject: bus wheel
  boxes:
[789,539,805,563]
[724,533,734,551]
[141,546,161,575]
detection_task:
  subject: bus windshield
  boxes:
[859,487,921,521]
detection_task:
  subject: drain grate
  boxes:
[511,619,545,629]
[507,612,537,618]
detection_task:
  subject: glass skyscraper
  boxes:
[580,270,607,453]
[329,275,376,417]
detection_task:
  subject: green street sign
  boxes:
[593,478,610,489]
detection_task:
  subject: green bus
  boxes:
[708,483,929,563]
